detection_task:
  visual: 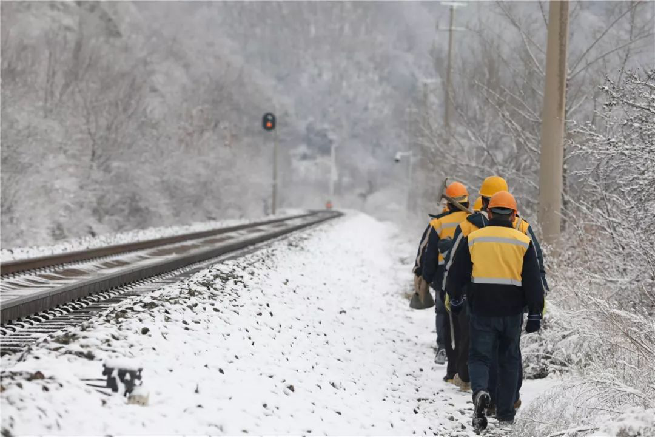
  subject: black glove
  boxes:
[450,297,465,315]
[525,314,541,333]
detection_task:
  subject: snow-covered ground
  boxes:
[0,208,307,262]
[1,212,553,435]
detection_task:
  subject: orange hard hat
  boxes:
[444,181,468,203]
[488,191,517,213]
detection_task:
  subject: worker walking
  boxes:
[421,181,470,374]
[443,176,549,409]
[487,204,549,416]
[412,198,449,296]
[445,191,544,432]
[411,216,443,311]
[442,176,507,392]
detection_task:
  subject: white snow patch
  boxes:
[0,211,551,435]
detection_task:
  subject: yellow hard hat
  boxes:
[479,176,509,198]
[473,197,483,211]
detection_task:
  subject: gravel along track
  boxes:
[0,211,341,355]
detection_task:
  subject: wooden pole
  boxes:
[538,0,569,244]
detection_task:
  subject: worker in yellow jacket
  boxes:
[445,191,544,432]
[442,177,548,404]
[421,181,470,375]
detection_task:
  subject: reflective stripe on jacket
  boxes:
[422,210,469,285]
[443,212,549,292]
[442,212,488,290]
[513,216,549,291]
[468,227,531,287]
[446,219,544,317]
[413,212,448,276]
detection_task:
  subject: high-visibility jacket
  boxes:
[422,210,469,287]
[511,216,548,290]
[443,212,549,292]
[412,211,449,277]
[446,219,544,317]
[442,211,488,290]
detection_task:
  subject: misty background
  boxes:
[1,1,653,249]
[2,3,655,433]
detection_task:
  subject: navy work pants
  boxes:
[454,305,470,382]
[434,292,448,351]
[434,287,456,376]
[489,346,523,407]
[432,267,447,352]
[468,313,522,421]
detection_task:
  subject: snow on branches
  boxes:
[521,69,655,437]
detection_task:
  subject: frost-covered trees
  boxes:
[405,3,654,433]
[1,1,438,247]
[2,1,652,253]
[412,1,654,222]
[1,2,279,246]
[512,69,655,437]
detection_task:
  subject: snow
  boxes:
[1,212,552,435]
[0,209,307,263]
[596,408,655,436]
[103,358,143,372]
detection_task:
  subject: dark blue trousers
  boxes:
[434,292,448,351]
[469,313,522,420]
[432,268,447,352]
[489,345,523,407]
[434,292,457,376]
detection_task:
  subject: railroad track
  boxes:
[0,211,341,355]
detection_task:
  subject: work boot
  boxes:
[454,374,470,391]
[486,403,496,417]
[434,348,447,365]
[472,390,490,434]
[514,398,522,410]
[443,373,455,383]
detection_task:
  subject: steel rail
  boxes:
[1,212,316,276]
[1,211,341,324]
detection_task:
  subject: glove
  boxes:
[450,297,465,315]
[525,314,541,333]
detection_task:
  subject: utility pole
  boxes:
[439,2,467,146]
[538,0,569,245]
[329,142,337,200]
[263,112,278,215]
[395,151,414,217]
[272,127,278,215]
[407,155,414,214]
[444,4,455,145]
[406,107,412,214]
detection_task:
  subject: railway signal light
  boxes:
[263,113,276,131]
[262,111,278,214]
